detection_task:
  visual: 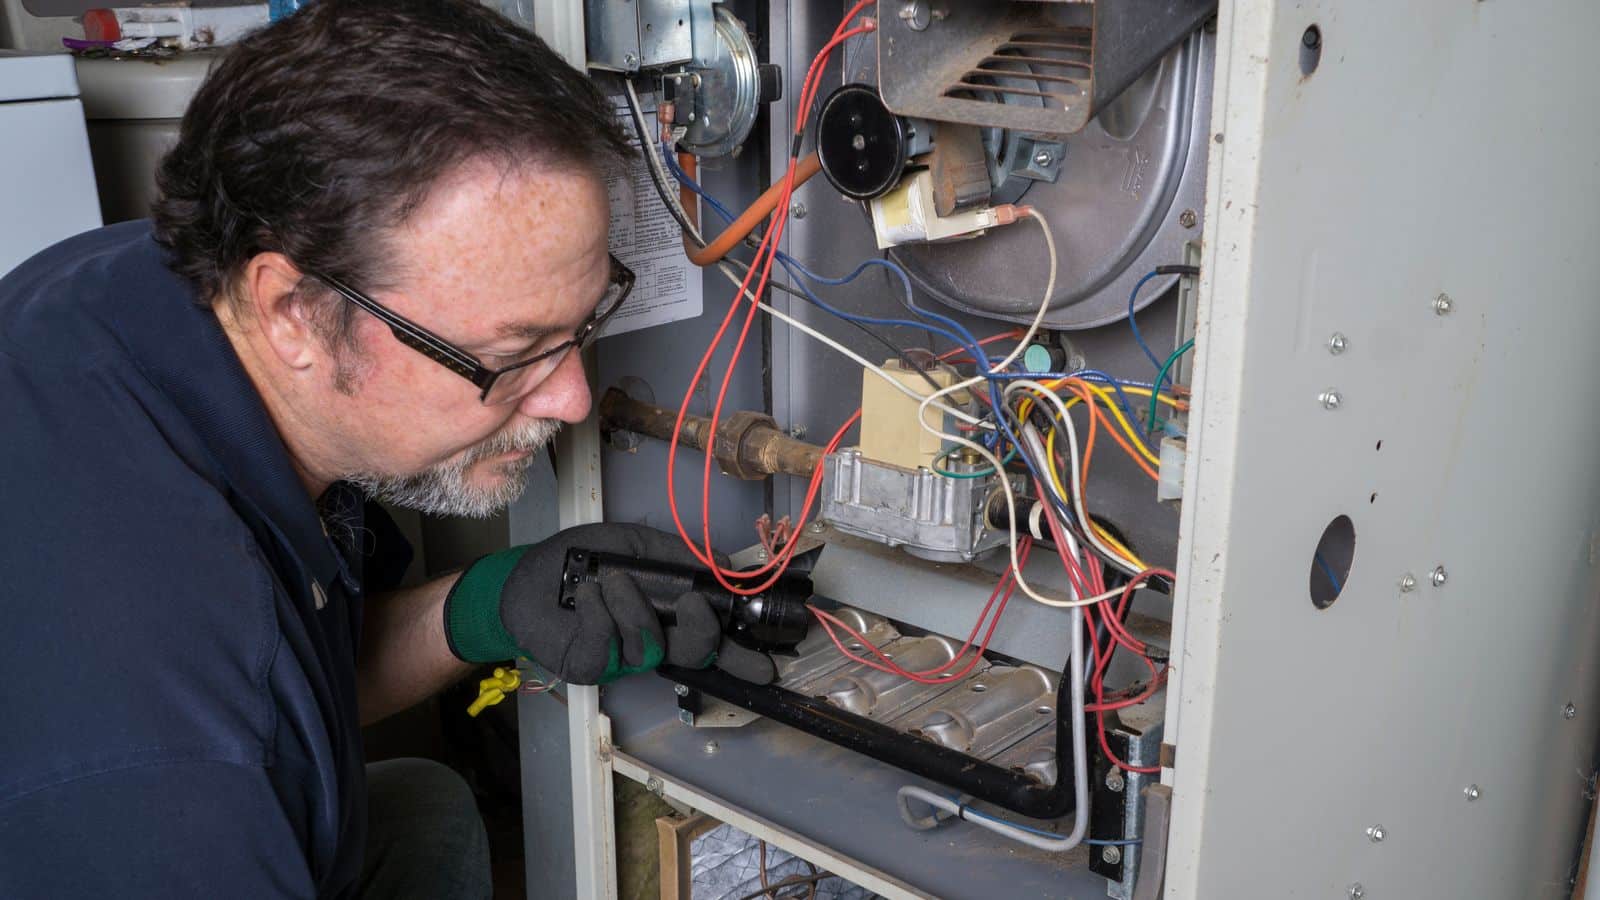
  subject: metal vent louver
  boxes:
[878,3,1096,135]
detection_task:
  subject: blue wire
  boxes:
[663,144,993,364]
[955,802,1143,845]
[662,144,738,223]
[776,256,979,354]
[1315,551,1343,593]
[664,141,1094,517]
[1126,270,1166,372]
[1074,369,1150,429]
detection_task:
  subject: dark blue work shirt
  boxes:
[0,222,390,898]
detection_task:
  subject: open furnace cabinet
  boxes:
[509,1,1600,897]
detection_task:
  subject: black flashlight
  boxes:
[558,548,812,652]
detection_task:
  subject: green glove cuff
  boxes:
[596,629,667,684]
[444,545,531,663]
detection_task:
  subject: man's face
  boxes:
[323,158,613,517]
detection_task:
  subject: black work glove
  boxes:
[442,523,776,685]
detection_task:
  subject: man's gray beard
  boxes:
[347,418,562,518]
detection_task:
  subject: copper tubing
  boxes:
[598,387,824,480]
[678,151,824,267]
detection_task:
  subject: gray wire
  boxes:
[895,602,1089,853]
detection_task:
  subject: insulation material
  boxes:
[689,823,879,900]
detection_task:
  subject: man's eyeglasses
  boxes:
[307,254,634,405]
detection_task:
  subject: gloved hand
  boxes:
[442,523,776,685]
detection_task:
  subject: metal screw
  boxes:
[1399,573,1417,592]
[703,740,720,755]
[1178,208,1197,228]
[807,521,826,534]
[677,709,695,726]
[1320,389,1342,410]
[1033,149,1055,166]
[645,775,664,797]
[1430,566,1447,587]
[1464,784,1481,801]
[623,53,639,68]
[1348,885,1365,900]
[673,683,690,697]
[687,111,697,122]
[1433,293,1453,316]
[790,202,807,220]
[1100,846,1122,865]
[1105,771,1125,793]
[1366,824,1385,843]
[1303,27,1322,50]
[1565,703,1578,720]
[1328,332,1348,355]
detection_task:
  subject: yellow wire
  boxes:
[1010,379,1170,571]
[1042,414,1149,572]
[1050,380,1161,468]
[1112,384,1185,409]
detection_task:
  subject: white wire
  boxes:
[909,209,1069,607]
[986,209,1057,374]
[631,85,989,432]
[711,252,991,429]
[1007,382,1143,578]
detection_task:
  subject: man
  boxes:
[0,1,771,896]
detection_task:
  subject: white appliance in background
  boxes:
[0,51,100,279]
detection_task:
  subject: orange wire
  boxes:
[664,4,875,593]
[1058,380,1158,481]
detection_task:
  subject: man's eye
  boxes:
[483,345,538,367]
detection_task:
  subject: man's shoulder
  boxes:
[0,220,195,371]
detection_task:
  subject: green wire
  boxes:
[1147,338,1195,436]
[930,446,1018,479]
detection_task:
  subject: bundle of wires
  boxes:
[629,0,1196,841]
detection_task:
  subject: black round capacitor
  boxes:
[816,83,909,200]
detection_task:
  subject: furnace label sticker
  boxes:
[599,93,703,339]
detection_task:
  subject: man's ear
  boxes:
[239,252,324,372]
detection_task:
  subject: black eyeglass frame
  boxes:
[306,254,634,403]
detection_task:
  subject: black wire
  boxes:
[621,76,949,395]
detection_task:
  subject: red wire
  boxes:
[1033,477,1091,600]
[664,9,875,592]
[805,540,1032,685]
[692,19,875,569]
[1085,567,1175,773]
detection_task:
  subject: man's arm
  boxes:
[357,575,472,726]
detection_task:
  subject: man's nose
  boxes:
[517,350,591,424]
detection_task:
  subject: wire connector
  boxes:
[993,204,1033,226]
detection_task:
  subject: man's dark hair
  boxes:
[153,0,630,333]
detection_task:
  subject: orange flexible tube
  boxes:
[678,150,824,266]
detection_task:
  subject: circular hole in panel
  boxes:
[1300,25,1323,76]
[1370,492,1378,504]
[1375,440,1383,451]
[1310,514,1356,609]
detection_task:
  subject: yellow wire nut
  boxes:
[466,667,522,718]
